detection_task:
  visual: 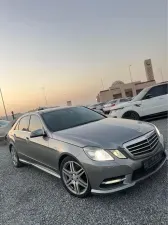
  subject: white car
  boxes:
[109,82,168,120]
[0,120,12,140]
[103,98,130,114]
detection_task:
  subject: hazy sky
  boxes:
[0,0,167,115]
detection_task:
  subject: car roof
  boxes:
[21,106,80,118]
[147,82,168,90]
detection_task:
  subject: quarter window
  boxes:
[18,116,30,131]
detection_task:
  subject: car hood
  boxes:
[52,118,154,149]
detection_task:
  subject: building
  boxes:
[96,80,156,103]
[144,59,154,81]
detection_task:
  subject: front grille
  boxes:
[123,131,159,157]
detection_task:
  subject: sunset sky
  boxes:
[0,0,167,116]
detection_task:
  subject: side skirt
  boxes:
[19,159,61,179]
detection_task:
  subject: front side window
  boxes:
[18,116,30,131]
[29,115,43,132]
[41,107,105,132]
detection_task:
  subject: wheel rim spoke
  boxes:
[63,168,72,177]
[77,178,87,188]
[74,182,80,194]
[66,179,73,187]
[76,168,85,177]
[70,162,75,173]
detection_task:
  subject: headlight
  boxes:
[112,150,126,159]
[84,147,114,161]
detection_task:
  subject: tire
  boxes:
[10,145,23,168]
[60,156,91,198]
[123,111,140,120]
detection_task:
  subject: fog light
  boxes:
[102,177,125,185]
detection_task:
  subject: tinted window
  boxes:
[120,99,129,103]
[41,107,105,132]
[18,116,30,131]
[147,84,168,98]
[29,115,43,132]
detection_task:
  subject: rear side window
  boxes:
[147,84,168,97]
[108,100,117,104]
[120,99,129,103]
[18,116,30,131]
[29,115,43,132]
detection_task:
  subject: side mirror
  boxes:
[30,129,46,138]
[144,94,152,100]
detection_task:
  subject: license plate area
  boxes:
[143,152,164,170]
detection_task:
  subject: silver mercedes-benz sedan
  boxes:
[7,106,167,197]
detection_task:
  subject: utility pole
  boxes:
[129,65,133,83]
[41,87,48,106]
[101,78,105,90]
[0,88,8,120]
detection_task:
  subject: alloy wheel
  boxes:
[62,161,88,195]
[11,147,18,166]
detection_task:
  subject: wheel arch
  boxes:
[122,110,140,118]
[58,153,80,170]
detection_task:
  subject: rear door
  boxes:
[14,115,30,160]
[141,84,168,116]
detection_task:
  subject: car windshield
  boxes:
[0,120,10,127]
[132,87,150,101]
[41,107,105,132]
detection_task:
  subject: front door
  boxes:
[141,84,167,116]
[27,114,58,171]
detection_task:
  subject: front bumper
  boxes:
[80,140,167,194]
[91,152,167,194]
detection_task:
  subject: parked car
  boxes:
[0,120,12,140]
[7,106,167,197]
[103,98,130,114]
[109,82,168,120]
[88,102,106,111]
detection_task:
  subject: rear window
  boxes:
[41,107,105,132]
